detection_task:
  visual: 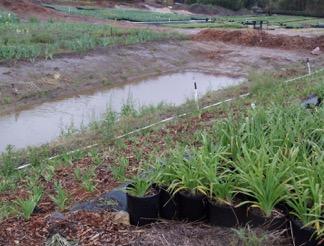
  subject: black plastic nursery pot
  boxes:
[126,185,160,226]
[207,200,243,227]
[177,191,207,221]
[159,187,177,220]
[245,207,288,230]
[291,218,319,246]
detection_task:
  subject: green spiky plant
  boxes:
[235,145,292,217]
[49,181,69,211]
[15,188,43,220]
[126,176,152,197]
[165,146,206,196]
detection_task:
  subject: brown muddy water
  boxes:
[0,72,243,152]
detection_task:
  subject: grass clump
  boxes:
[49,181,69,211]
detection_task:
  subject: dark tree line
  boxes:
[183,0,324,15]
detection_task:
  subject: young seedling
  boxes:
[110,157,129,182]
[50,181,69,211]
[233,227,268,246]
[40,165,56,182]
[15,189,43,220]
[81,168,97,193]
[88,150,102,166]
[126,177,152,197]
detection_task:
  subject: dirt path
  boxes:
[0,40,311,115]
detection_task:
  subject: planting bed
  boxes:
[123,72,323,245]
[0,1,323,245]
[0,68,323,245]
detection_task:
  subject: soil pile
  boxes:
[193,29,324,50]
[0,0,54,16]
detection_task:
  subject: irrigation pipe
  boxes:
[15,68,323,171]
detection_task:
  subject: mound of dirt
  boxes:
[193,29,324,51]
[0,0,54,16]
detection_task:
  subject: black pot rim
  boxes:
[291,217,317,233]
[207,198,234,207]
[126,184,160,199]
[178,190,205,199]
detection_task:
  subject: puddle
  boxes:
[0,72,243,152]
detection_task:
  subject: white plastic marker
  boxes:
[306,58,311,75]
[194,82,199,110]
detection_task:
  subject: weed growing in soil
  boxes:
[233,227,268,246]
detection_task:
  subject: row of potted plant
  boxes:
[125,105,323,246]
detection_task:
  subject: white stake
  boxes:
[194,82,199,110]
[306,58,311,75]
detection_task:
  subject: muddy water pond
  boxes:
[0,72,243,152]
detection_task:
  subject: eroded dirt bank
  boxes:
[193,29,324,50]
[0,40,313,115]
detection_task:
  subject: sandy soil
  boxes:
[0,39,313,115]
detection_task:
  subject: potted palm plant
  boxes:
[195,136,244,227]
[152,159,178,220]
[203,170,244,227]
[167,147,207,221]
[288,176,323,246]
[126,176,160,226]
[235,146,291,230]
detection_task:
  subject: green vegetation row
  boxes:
[185,0,324,16]
[216,14,324,28]
[165,14,323,29]
[43,4,204,22]
[0,16,181,61]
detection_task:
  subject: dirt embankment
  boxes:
[0,40,308,116]
[0,0,56,16]
[193,29,324,50]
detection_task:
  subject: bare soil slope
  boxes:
[0,0,55,16]
[194,29,324,50]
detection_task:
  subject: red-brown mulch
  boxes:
[0,211,142,245]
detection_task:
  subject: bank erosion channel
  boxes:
[0,72,243,152]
